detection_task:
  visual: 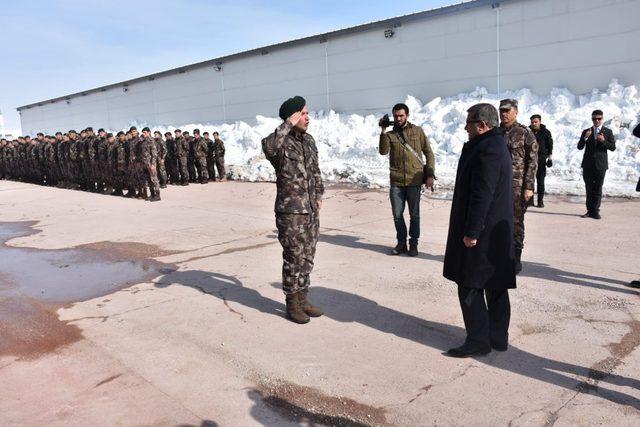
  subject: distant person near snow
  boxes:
[629,121,640,289]
[262,96,324,324]
[378,103,436,257]
[577,109,616,220]
[212,131,226,181]
[529,114,553,208]
[499,99,538,274]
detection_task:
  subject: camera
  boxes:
[379,114,395,128]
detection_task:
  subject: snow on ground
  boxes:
[150,80,640,197]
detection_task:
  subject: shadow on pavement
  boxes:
[322,232,635,296]
[319,233,444,262]
[156,270,640,410]
[521,262,639,296]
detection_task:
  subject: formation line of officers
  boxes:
[0,126,227,201]
[263,95,635,360]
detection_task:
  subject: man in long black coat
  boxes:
[577,109,616,219]
[443,103,516,357]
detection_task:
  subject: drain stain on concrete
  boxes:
[0,221,174,359]
[253,377,388,426]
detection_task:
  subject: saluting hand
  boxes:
[287,111,303,128]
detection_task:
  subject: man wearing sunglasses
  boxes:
[577,110,616,219]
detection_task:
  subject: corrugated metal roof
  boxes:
[17,0,503,111]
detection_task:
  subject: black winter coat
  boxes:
[530,124,553,158]
[443,128,516,290]
[578,126,616,172]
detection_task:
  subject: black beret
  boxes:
[193,128,200,134]
[86,127,93,131]
[98,128,105,133]
[69,129,76,134]
[129,126,137,132]
[174,128,182,133]
[279,96,306,120]
[142,126,151,132]
[107,133,113,138]
[117,131,125,136]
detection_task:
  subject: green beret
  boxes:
[279,96,306,120]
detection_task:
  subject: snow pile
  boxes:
[151,80,640,197]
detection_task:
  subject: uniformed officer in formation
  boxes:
[499,99,538,274]
[1,122,230,200]
[262,96,324,324]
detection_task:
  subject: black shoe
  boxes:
[537,200,544,208]
[629,280,640,289]
[581,212,591,218]
[491,342,508,352]
[446,343,491,358]
[392,242,407,255]
[408,243,418,257]
[591,212,601,220]
[149,195,161,202]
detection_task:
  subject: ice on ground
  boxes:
[146,79,640,197]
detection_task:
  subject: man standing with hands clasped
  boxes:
[578,109,616,219]
[443,103,516,357]
[379,103,436,257]
[262,96,324,324]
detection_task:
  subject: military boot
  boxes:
[299,289,323,317]
[537,195,544,208]
[285,293,310,324]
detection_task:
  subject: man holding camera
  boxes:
[529,114,553,208]
[578,109,616,219]
[379,103,435,257]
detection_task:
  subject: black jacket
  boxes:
[443,127,516,290]
[530,124,553,158]
[578,126,616,171]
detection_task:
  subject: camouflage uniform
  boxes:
[262,121,324,295]
[154,136,168,187]
[213,137,226,180]
[175,135,190,184]
[164,135,178,184]
[205,136,216,180]
[137,136,160,198]
[193,136,209,182]
[187,135,197,182]
[501,122,538,254]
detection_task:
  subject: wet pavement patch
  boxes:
[0,221,175,359]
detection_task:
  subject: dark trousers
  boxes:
[583,166,606,214]
[390,185,421,245]
[536,159,546,201]
[457,286,510,349]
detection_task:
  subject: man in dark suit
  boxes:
[443,103,516,357]
[630,122,640,289]
[577,109,616,219]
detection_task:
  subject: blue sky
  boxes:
[0,0,455,134]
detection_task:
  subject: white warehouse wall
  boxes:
[18,0,640,135]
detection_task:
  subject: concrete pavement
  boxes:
[0,180,639,426]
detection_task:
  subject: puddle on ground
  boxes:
[0,221,176,359]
